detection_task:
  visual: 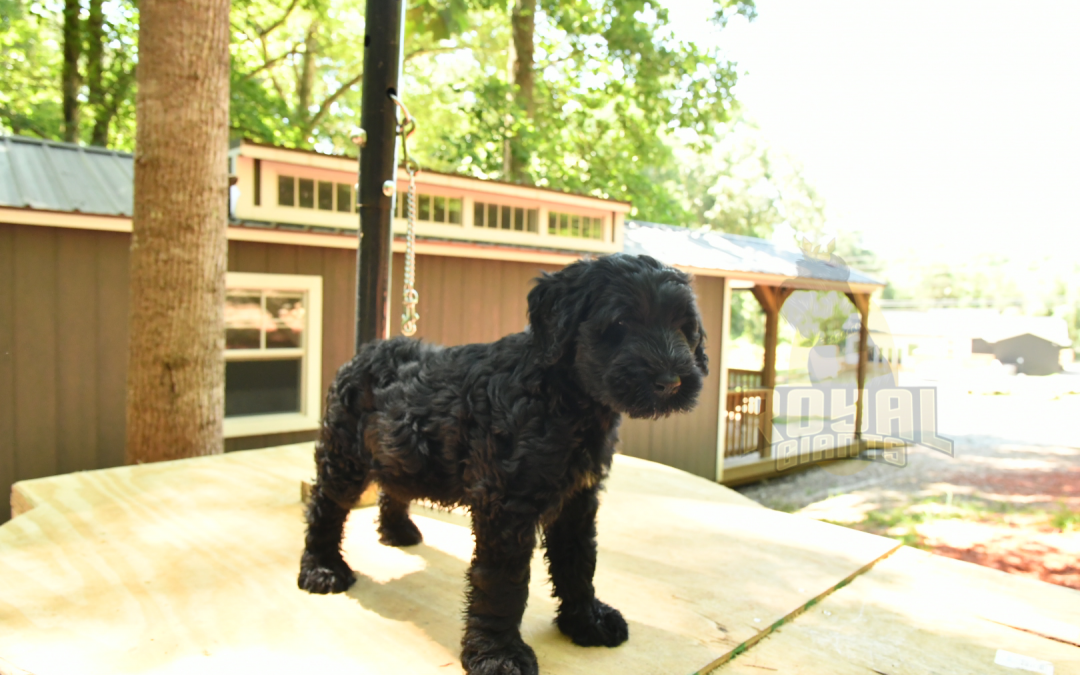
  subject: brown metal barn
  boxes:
[0,136,883,521]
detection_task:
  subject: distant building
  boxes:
[971,318,1073,375]
[845,309,1072,375]
[0,134,884,520]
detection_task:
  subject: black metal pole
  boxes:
[355,0,406,351]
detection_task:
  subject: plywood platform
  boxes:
[1,445,1077,675]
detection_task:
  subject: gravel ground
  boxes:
[735,378,1080,512]
[733,376,1080,588]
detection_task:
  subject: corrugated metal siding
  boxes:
[0,136,134,215]
[619,275,725,480]
[0,223,130,522]
[1,229,727,521]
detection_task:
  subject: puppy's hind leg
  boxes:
[377,491,423,547]
[298,384,369,594]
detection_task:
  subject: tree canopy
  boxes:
[0,0,834,234]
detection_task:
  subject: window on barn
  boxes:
[473,201,539,232]
[224,273,323,438]
[548,211,604,240]
[276,174,354,212]
[396,192,463,225]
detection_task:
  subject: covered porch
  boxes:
[718,283,883,485]
[621,221,888,486]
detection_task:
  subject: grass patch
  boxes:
[1051,506,1080,532]
[823,494,1044,549]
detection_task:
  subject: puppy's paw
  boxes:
[556,599,629,647]
[378,517,423,547]
[298,552,356,594]
[461,637,538,675]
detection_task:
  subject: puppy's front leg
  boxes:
[461,511,539,675]
[544,486,628,647]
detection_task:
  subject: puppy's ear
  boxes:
[527,259,596,365]
[693,322,709,376]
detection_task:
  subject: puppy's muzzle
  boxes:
[654,372,681,398]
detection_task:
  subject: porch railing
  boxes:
[725,369,769,457]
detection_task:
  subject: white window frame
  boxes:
[224,272,323,439]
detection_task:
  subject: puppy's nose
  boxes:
[654,373,681,397]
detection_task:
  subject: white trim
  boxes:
[0,207,883,293]
[222,412,321,438]
[223,272,323,439]
[0,206,132,231]
[235,142,631,214]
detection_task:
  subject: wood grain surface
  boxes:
[2,445,899,674]
[715,545,1080,675]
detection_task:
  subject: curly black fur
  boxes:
[298,254,708,674]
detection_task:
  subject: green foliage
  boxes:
[431,0,755,223]
[677,118,827,238]
[730,289,765,342]
[3,0,828,240]
[0,0,137,147]
[0,0,65,140]
[1051,505,1080,533]
[228,0,370,150]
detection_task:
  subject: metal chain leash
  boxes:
[391,93,420,337]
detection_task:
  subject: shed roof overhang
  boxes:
[623,220,886,295]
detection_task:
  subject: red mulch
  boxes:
[911,468,1080,589]
[937,467,1080,503]
[927,529,1080,590]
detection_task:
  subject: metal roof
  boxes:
[0,135,134,216]
[0,135,883,288]
[623,220,885,287]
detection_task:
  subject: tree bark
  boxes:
[126,0,230,463]
[86,0,107,145]
[507,0,535,183]
[61,0,82,142]
[296,20,319,138]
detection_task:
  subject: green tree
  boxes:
[2,0,762,229]
[1,0,65,139]
[678,118,826,237]
[432,0,755,223]
[0,0,137,147]
[229,0,367,148]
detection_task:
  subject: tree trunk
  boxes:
[507,0,535,183]
[61,0,82,142]
[126,0,230,463]
[86,0,107,146]
[296,21,319,139]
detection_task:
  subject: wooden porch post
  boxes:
[846,292,871,442]
[714,277,732,483]
[751,285,794,459]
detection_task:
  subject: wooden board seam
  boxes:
[980,617,1080,649]
[696,541,905,675]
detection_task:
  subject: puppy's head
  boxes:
[527,254,708,419]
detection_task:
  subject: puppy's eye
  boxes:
[603,320,628,344]
[681,321,699,344]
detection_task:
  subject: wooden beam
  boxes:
[714,278,733,482]
[749,286,794,459]
[846,292,871,441]
[751,285,777,315]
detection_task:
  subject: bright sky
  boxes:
[667,0,1080,267]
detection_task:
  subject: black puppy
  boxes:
[299,254,708,675]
